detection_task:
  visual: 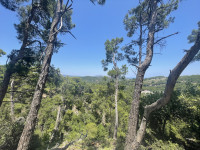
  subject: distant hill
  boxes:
[143,76,167,92]
[63,75,104,83]
[67,76,104,83]
[63,75,200,91]
[142,75,200,92]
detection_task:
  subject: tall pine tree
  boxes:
[102,37,127,149]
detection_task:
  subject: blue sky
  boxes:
[0,0,200,78]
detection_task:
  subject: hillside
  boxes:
[73,75,200,92]
[79,76,104,83]
[142,75,200,92]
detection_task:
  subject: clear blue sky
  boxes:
[0,0,200,78]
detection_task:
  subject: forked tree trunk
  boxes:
[125,0,158,149]
[17,1,63,149]
[132,31,200,149]
[0,6,36,107]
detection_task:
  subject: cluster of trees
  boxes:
[0,0,200,150]
[0,67,200,149]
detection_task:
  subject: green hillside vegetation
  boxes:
[79,76,104,83]
[142,75,200,92]
[0,65,199,149]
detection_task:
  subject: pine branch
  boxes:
[62,30,77,39]
[154,32,179,45]
[26,40,42,49]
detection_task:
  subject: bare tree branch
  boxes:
[154,32,179,45]
[26,40,42,48]
[30,24,47,43]
[129,65,137,76]
[51,0,73,37]
[62,30,77,39]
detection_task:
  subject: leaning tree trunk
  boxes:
[125,1,158,149]
[17,1,63,149]
[132,30,200,150]
[0,6,36,107]
[113,75,119,149]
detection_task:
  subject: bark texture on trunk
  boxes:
[124,70,144,150]
[17,1,63,149]
[0,7,36,107]
[112,50,119,150]
[138,12,143,66]
[10,79,15,122]
[125,1,158,149]
[113,76,119,149]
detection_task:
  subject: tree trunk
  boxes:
[139,12,143,66]
[47,105,62,149]
[125,70,145,150]
[0,6,36,107]
[125,1,158,149]
[101,110,106,126]
[112,49,119,150]
[10,79,15,122]
[133,31,200,149]
[17,1,63,149]
[113,76,119,149]
[0,71,12,106]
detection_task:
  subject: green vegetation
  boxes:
[0,66,199,149]
[142,75,200,92]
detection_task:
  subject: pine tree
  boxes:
[17,0,74,149]
[0,0,53,106]
[123,1,200,149]
[123,0,179,149]
[102,37,127,149]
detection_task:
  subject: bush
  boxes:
[139,140,184,150]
